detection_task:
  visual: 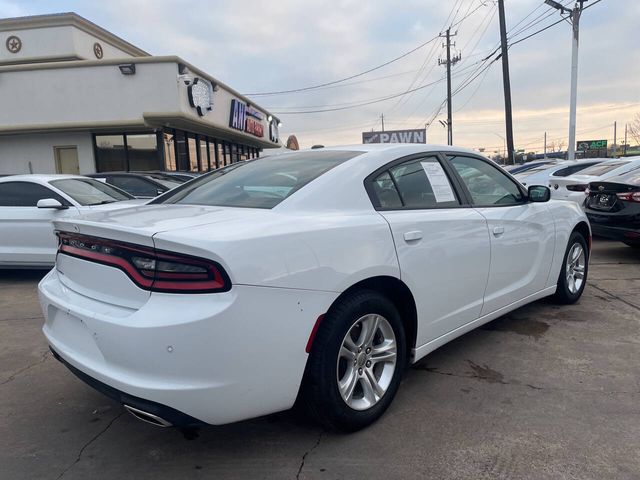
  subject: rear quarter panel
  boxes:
[151,211,400,293]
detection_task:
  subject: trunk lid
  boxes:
[586,182,640,212]
[51,205,274,308]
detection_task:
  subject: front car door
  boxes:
[366,153,491,346]
[446,154,555,315]
[0,181,78,267]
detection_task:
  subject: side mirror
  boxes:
[37,198,67,209]
[156,188,165,196]
[528,185,551,203]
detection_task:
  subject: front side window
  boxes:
[50,178,132,205]
[449,155,524,206]
[0,181,67,207]
[155,150,360,209]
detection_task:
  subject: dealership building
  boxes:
[0,13,281,175]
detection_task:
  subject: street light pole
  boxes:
[545,0,588,161]
[493,133,507,164]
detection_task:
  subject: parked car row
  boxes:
[584,169,640,248]
[0,171,197,267]
[514,156,640,248]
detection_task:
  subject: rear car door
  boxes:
[0,181,78,266]
[446,154,555,315]
[367,154,491,346]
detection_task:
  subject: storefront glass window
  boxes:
[199,137,209,171]
[95,135,127,172]
[127,134,161,171]
[173,131,188,171]
[163,132,176,171]
[187,135,198,172]
[208,140,219,169]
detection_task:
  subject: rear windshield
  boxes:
[154,150,361,209]
[607,168,640,186]
[577,161,627,177]
[551,162,601,177]
[50,178,133,205]
[515,164,554,176]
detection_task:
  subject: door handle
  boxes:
[403,230,423,242]
[493,226,505,237]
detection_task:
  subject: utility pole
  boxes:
[380,114,385,132]
[613,121,617,158]
[544,132,547,158]
[497,0,515,165]
[545,0,588,161]
[438,28,461,145]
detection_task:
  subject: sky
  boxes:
[2,0,638,152]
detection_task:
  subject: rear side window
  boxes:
[0,181,68,206]
[157,150,361,209]
[368,156,459,209]
[371,171,402,209]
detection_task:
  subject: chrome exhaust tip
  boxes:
[124,404,173,427]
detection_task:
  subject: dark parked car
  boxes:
[130,171,199,184]
[584,169,640,248]
[505,160,556,174]
[87,173,175,198]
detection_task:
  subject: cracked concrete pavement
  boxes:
[1,239,639,479]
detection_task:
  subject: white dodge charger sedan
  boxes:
[39,145,590,432]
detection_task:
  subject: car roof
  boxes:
[316,143,481,156]
[0,174,87,184]
[273,144,487,167]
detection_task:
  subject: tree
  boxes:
[549,139,566,152]
[628,113,640,146]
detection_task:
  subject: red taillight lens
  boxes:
[566,184,588,192]
[57,232,230,293]
[616,192,640,203]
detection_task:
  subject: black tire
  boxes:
[553,231,589,304]
[301,289,406,432]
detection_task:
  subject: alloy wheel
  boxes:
[565,242,586,294]
[336,314,397,411]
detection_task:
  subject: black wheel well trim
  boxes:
[572,221,592,251]
[320,275,418,360]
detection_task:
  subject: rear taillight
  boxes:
[616,192,640,203]
[566,184,588,192]
[57,232,230,293]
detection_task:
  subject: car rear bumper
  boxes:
[39,268,337,425]
[588,223,640,244]
[49,346,203,427]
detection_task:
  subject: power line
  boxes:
[244,35,440,97]
[269,59,486,112]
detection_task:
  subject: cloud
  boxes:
[3,0,638,151]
